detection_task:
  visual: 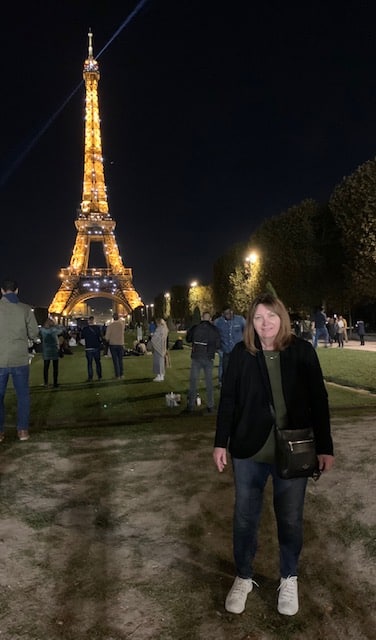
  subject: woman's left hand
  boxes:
[317,454,335,473]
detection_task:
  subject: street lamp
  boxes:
[245,251,258,265]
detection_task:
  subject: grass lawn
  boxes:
[2,331,376,437]
[318,347,376,392]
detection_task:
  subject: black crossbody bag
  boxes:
[270,404,321,481]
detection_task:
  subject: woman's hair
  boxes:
[43,317,56,328]
[244,293,293,354]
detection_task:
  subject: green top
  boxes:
[251,351,287,463]
[0,297,39,367]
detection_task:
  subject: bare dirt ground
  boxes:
[0,414,375,640]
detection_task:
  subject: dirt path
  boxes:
[0,416,375,639]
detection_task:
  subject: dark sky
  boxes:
[1,1,376,309]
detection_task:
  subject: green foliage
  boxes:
[170,284,189,324]
[188,285,214,316]
[329,159,376,303]
[251,199,324,310]
[212,242,248,311]
[153,292,165,319]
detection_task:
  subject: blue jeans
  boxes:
[218,351,231,383]
[232,457,307,579]
[85,348,102,380]
[0,365,30,433]
[109,345,124,378]
[188,357,214,409]
[313,326,329,348]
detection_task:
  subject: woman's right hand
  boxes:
[213,447,227,472]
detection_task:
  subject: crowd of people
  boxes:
[294,307,366,348]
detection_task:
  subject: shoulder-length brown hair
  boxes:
[244,293,293,354]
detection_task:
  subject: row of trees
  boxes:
[150,158,376,326]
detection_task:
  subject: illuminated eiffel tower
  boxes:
[49,31,142,318]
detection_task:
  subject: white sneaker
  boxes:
[277,576,299,615]
[153,374,162,382]
[225,577,256,614]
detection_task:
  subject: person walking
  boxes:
[355,320,365,346]
[40,318,64,388]
[213,292,334,617]
[81,316,103,381]
[151,318,168,381]
[104,313,125,379]
[136,321,143,342]
[337,315,345,348]
[312,306,329,348]
[0,279,39,442]
[214,306,246,383]
[185,312,221,413]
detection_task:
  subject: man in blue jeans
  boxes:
[313,306,329,348]
[185,311,220,413]
[81,316,103,381]
[104,313,125,379]
[0,279,39,442]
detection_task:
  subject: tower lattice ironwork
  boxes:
[49,31,142,317]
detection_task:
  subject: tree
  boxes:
[212,242,248,312]
[188,284,214,316]
[329,159,376,304]
[251,199,326,311]
[170,285,189,327]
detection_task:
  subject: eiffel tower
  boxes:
[49,31,142,318]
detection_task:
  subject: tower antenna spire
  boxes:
[88,28,93,58]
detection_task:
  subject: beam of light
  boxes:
[0,0,150,189]
[96,0,150,59]
[0,84,82,189]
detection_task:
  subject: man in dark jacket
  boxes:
[185,312,220,413]
[81,316,103,381]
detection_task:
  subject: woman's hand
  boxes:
[213,447,227,472]
[317,454,335,473]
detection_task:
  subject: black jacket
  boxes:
[214,336,333,458]
[186,321,220,360]
[81,324,102,349]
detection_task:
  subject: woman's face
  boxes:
[253,303,281,347]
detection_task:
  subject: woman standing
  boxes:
[151,318,168,381]
[213,293,334,617]
[337,315,345,348]
[40,318,63,388]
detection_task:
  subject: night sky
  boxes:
[1,1,376,309]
